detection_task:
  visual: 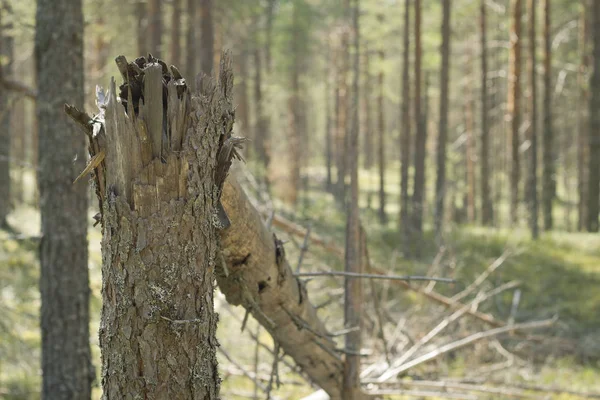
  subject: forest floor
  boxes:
[2,176,600,399]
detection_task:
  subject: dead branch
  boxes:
[295,271,454,283]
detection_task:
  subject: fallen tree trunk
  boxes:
[217,178,344,400]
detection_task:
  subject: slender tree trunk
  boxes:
[411,0,425,253]
[171,0,181,67]
[0,5,13,228]
[588,0,600,232]
[480,0,493,225]
[466,49,476,223]
[577,1,589,231]
[186,0,197,83]
[363,44,373,171]
[136,0,147,55]
[528,0,539,238]
[542,0,554,230]
[399,0,412,252]
[326,37,334,191]
[147,0,162,56]
[254,49,269,168]
[435,0,451,236]
[288,1,301,205]
[35,0,92,397]
[236,49,250,138]
[66,55,235,398]
[265,0,276,73]
[335,2,350,201]
[508,0,522,226]
[377,48,387,224]
[200,0,214,75]
[343,1,362,397]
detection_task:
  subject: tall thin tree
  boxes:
[577,0,589,231]
[542,0,554,230]
[507,0,523,225]
[528,0,539,238]
[35,0,93,397]
[186,0,197,82]
[377,47,387,224]
[171,0,181,67]
[480,0,493,225]
[399,0,412,251]
[435,0,452,235]
[411,0,425,253]
[200,0,214,75]
[148,0,162,55]
[588,0,600,232]
[343,0,362,397]
[0,2,13,229]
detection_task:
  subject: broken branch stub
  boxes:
[66,53,238,398]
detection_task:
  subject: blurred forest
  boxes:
[2,0,600,399]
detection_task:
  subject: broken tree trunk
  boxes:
[66,54,240,398]
[218,177,344,399]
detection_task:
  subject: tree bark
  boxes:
[343,1,362,397]
[577,1,589,231]
[542,0,554,230]
[480,0,493,226]
[411,0,425,254]
[171,0,181,67]
[147,0,162,56]
[399,0,412,252]
[326,36,334,192]
[67,55,237,398]
[200,0,214,75]
[0,3,14,228]
[335,2,350,201]
[588,0,600,232]
[35,0,92,398]
[186,0,197,84]
[377,47,386,224]
[218,178,343,399]
[362,44,373,171]
[435,0,451,236]
[508,0,522,226]
[528,0,539,238]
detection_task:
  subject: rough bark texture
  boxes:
[528,0,539,238]
[411,0,425,254]
[0,3,13,228]
[399,0,412,252]
[200,0,214,75]
[218,178,343,399]
[377,48,386,224]
[343,1,362,397]
[147,0,162,56]
[67,55,238,398]
[35,0,93,398]
[542,0,554,230]
[480,0,493,226]
[577,1,589,231]
[435,0,451,236]
[588,0,600,232]
[508,0,522,226]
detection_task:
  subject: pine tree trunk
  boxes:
[508,0,522,226]
[265,0,276,73]
[399,0,412,252]
[66,55,237,398]
[542,0,554,230]
[435,0,451,236]
[377,48,387,224]
[466,49,476,223]
[480,0,493,225]
[254,48,270,171]
[411,0,425,253]
[136,0,147,56]
[147,0,162,56]
[35,0,92,397]
[236,48,250,138]
[0,5,13,228]
[528,0,539,238]
[343,1,362,396]
[335,2,350,201]
[171,0,181,67]
[326,37,334,191]
[287,2,302,204]
[577,1,589,231]
[588,0,600,232]
[186,0,197,83]
[362,44,373,171]
[200,0,214,75]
